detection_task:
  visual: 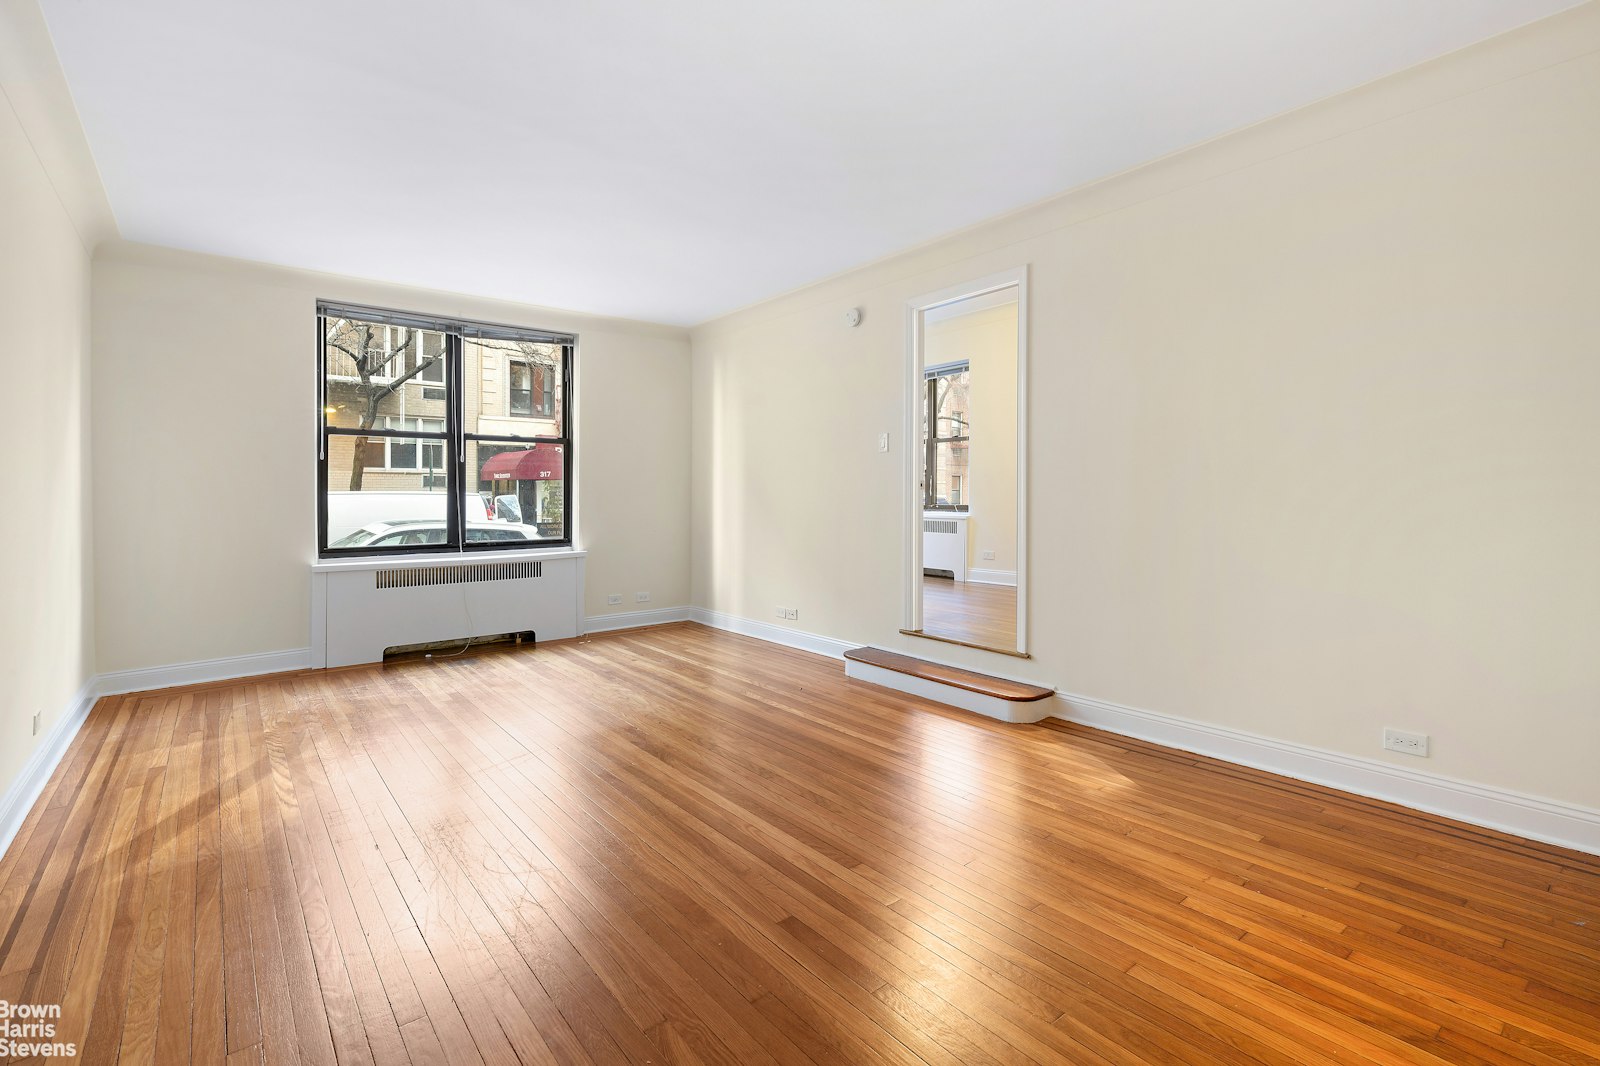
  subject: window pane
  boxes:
[509,362,532,416]
[931,440,969,509]
[414,332,446,383]
[325,436,450,548]
[468,439,566,542]
[466,338,564,436]
[932,369,970,441]
[324,315,450,433]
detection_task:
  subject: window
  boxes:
[923,361,970,511]
[509,358,555,418]
[413,333,446,384]
[509,361,533,416]
[319,304,574,556]
[373,417,445,471]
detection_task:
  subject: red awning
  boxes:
[480,444,564,481]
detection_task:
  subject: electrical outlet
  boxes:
[635,591,651,603]
[982,550,996,560]
[607,593,622,606]
[1383,728,1429,757]
[32,710,42,736]
[785,607,799,620]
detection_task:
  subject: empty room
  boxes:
[2,0,1597,1062]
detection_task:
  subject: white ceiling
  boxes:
[40,0,1579,326]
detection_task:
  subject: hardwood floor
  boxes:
[1,622,1596,1065]
[921,575,1018,651]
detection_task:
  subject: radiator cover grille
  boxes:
[375,560,541,590]
[924,519,958,535]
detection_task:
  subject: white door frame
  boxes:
[903,265,1029,655]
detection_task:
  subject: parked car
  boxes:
[491,494,522,522]
[325,491,495,542]
[327,520,544,550]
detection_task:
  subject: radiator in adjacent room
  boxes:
[922,513,968,581]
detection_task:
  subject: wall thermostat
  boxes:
[844,307,862,327]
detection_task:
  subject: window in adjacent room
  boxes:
[923,360,970,512]
[319,304,574,555]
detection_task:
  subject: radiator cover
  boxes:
[311,551,585,668]
[922,513,969,581]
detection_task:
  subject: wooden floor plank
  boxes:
[0,622,1595,1066]
[0,696,134,984]
[252,681,341,1066]
[157,697,203,1065]
[114,697,190,1066]
[192,689,231,1066]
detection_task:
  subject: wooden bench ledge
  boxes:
[843,647,1053,702]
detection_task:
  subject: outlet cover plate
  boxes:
[1383,728,1430,757]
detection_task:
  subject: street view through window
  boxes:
[924,361,970,510]
[319,305,573,554]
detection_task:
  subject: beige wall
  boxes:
[692,6,1600,809]
[92,242,692,673]
[924,303,1018,575]
[0,0,106,807]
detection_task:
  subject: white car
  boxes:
[325,491,496,542]
[328,520,544,550]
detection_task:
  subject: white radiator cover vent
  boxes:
[313,551,584,669]
[376,559,540,589]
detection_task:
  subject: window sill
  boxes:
[312,546,586,574]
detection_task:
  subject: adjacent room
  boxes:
[2,1,1597,1062]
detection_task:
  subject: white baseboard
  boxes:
[1055,690,1600,856]
[688,607,855,660]
[966,568,1017,586]
[0,676,98,861]
[96,648,313,697]
[844,658,1052,724]
[583,606,693,634]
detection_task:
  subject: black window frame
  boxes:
[923,360,970,512]
[317,302,575,558]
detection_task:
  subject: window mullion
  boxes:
[448,332,464,549]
